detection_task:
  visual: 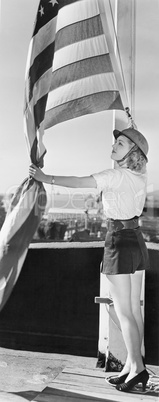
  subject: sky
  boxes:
[0,0,159,199]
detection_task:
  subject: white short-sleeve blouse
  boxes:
[92,167,147,220]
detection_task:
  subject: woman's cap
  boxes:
[113,127,149,161]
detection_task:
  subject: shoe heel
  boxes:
[142,380,147,392]
[142,372,149,391]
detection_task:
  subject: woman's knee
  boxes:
[112,297,134,321]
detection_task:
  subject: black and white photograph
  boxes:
[0,0,159,400]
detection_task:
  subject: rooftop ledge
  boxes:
[29,241,159,250]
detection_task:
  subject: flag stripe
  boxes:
[50,54,112,91]
[55,15,103,51]
[34,94,48,130]
[44,91,123,129]
[0,197,39,266]
[28,42,55,103]
[0,184,46,311]
[24,94,47,157]
[0,182,39,246]
[30,137,38,163]
[26,17,57,72]
[0,250,28,306]
[26,68,52,114]
[56,0,99,32]
[53,35,108,72]
[46,73,118,109]
[24,108,37,154]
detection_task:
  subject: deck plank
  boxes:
[33,366,159,402]
[63,367,106,378]
[32,386,113,401]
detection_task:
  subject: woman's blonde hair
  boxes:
[126,139,147,173]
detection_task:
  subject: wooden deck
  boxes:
[33,366,159,402]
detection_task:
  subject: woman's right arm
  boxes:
[29,165,97,189]
[50,175,96,188]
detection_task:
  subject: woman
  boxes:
[29,127,150,393]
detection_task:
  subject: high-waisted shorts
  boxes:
[101,227,150,275]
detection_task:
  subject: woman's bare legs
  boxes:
[131,271,145,358]
[119,271,145,376]
[106,273,145,381]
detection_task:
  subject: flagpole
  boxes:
[114,0,136,129]
[131,0,136,120]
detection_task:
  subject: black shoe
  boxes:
[106,373,129,386]
[116,369,149,393]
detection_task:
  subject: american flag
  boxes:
[0,0,124,310]
[24,0,124,162]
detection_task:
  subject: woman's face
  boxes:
[111,135,132,162]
